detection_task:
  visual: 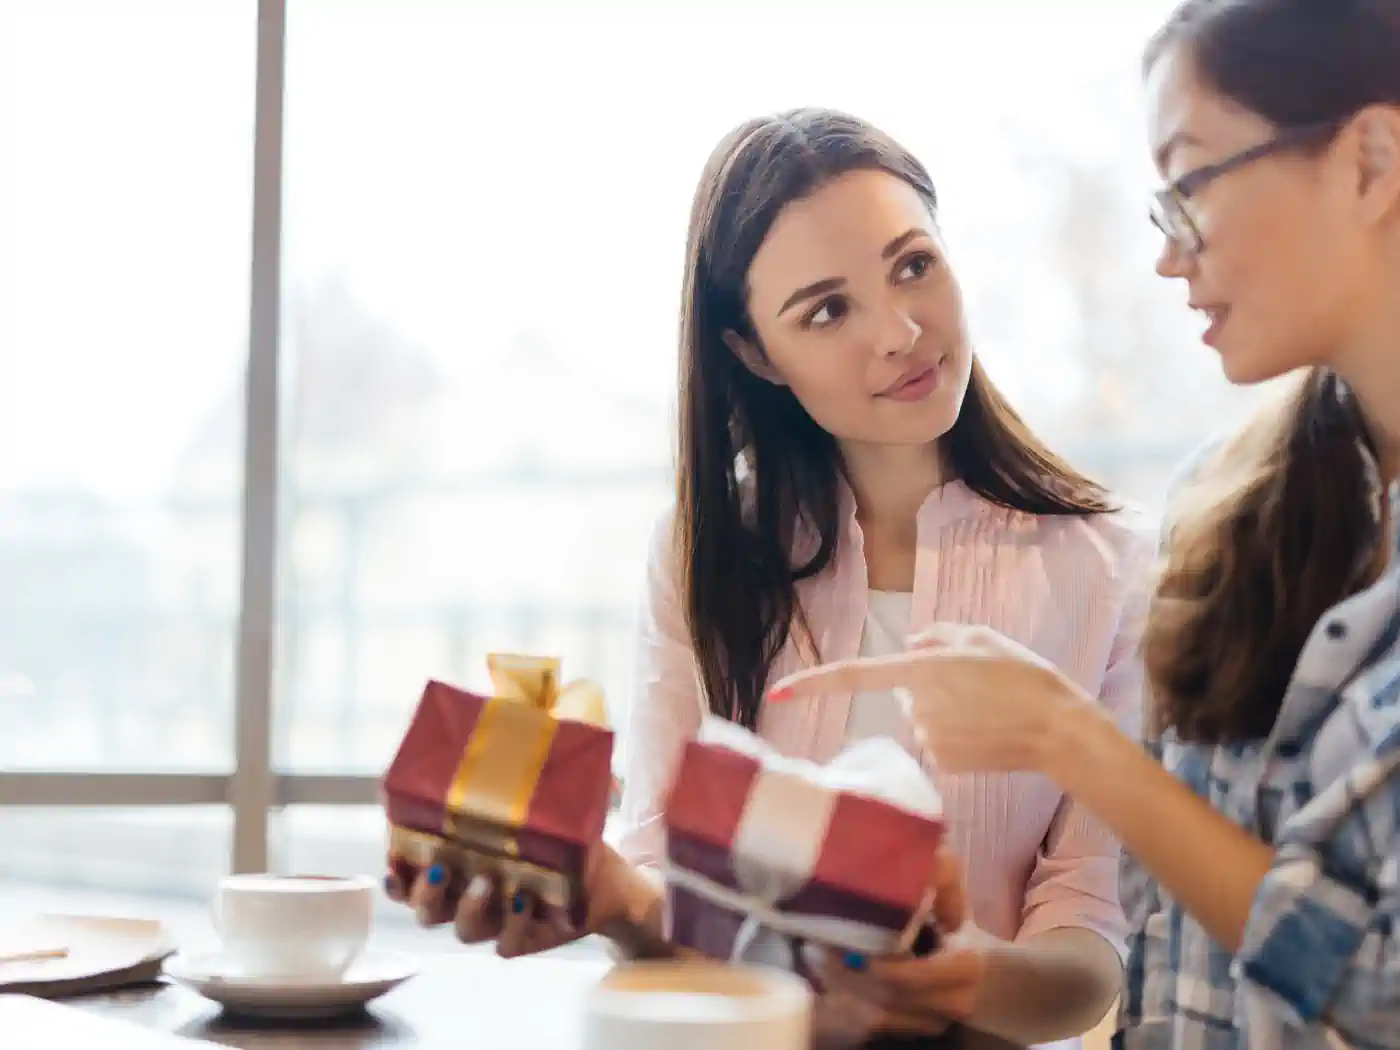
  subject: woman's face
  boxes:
[1144,44,1384,384]
[731,169,974,450]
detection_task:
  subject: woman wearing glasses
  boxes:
[774,2,1400,1048]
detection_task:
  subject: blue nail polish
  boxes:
[511,893,526,914]
[842,951,866,971]
[426,864,446,887]
[382,872,398,894]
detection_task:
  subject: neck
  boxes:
[839,440,947,530]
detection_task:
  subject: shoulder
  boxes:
[1167,433,1232,498]
[1082,502,1160,574]
[1005,499,1160,585]
[1324,591,1400,765]
[956,496,1158,641]
[647,503,677,554]
[643,504,682,593]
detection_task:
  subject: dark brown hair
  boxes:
[1142,1,1400,743]
[676,108,1116,729]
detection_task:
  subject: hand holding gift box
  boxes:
[380,654,614,928]
[662,717,946,970]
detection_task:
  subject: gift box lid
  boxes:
[663,721,945,915]
[381,679,615,848]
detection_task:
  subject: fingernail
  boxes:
[467,874,492,899]
[842,951,866,971]
[426,864,446,887]
[768,685,793,701]
[511,893,526,914]
[382,872,399,895]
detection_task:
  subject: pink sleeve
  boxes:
[1016,520,1153,961]
[613,511,705,870]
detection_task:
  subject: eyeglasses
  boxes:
[1150,122,1340,255]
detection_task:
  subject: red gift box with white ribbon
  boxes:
[661,718,946,967]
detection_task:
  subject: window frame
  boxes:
[0,0,375,876]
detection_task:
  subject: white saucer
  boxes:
[163,948,418,1020]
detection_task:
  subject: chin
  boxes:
[1215,338,1291,387]
[1219,357,1265,385]
[886,402,963,446]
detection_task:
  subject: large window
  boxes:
[1,1,1262,918]
[0,0,260,910]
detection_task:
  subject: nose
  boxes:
[1155,235,1194,280]
[876,306,921,358]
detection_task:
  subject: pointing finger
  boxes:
[768,652,932,702]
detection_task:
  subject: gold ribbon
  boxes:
[444,695,556,855]
[441,654,608,857]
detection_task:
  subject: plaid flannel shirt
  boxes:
[1116,455,1400,1050]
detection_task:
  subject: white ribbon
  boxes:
[731,763,836,906]
[695,716,944,818]
[662,859,930,961]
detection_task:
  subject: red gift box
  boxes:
[661,720,945,965]
[381,663,614,925]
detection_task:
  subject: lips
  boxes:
[1189,301,1232,348]
[876,360,942,401]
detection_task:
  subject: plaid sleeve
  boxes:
[1235,731,1400,1047]
[1117,736,1175,1042]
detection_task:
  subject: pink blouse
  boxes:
[615,480,1154,960]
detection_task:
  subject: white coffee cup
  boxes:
[581,960,812,1050]
[213,873,374,982]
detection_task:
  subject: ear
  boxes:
[723,330,786,386]
[1352,106,1400,222]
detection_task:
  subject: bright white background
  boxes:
[0,0,1258,938]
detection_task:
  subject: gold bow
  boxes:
[486,653,608,726]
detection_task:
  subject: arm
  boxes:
[613,511,705,867]
[597,863,694,962]
[1046,704,1272,956]
[968,781,1127,1044]
[971,552,1148,1044]
[603,511,705,957]
[971,927,1123,1045]
[1038,497,1275,955]
[1055,705,1400,1042]
[1237,734,1400,1042]
[1115,736,1171,1040]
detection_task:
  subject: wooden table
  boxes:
[67,953,1028,1050]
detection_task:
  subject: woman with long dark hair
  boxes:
[395,108,1153,1047]
[774,5,1400,1048]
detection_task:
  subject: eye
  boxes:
[802,295,850,329]
[895,251,938,282]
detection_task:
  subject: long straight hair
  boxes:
[677,108,1117,729]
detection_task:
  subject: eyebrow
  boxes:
[881,228,924,260]
[775,228,931,317]
[1154,129,1202,171]
[777,276,845,317]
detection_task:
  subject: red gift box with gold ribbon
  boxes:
[381,655,614,926]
